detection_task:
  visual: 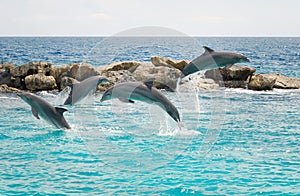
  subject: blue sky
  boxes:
[1,0,299,36]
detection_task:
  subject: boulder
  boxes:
[100,61,141,73]
[222,80,248,88]
[25,73,57,91]
[151,56,189,71]
[67,62,100,81]
[11,62,52,77]
[248,74,276,91]
[49,64,71,89]
[0,63,15,86]
[60,76,79,90]
[205,65,256,81]
[132,62,182,90]
[0,84,21,93]
[101,70,137,90]
[262,74,300,89]
[179,73,219,91]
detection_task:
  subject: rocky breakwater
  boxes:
[1,56,299,93]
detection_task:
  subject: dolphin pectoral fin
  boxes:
[55,107,68,115]
[118,97,135,103]
[143,78,155,89]
[31,107,40,119]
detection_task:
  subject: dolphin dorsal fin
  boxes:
[55,107,68,115]
[203,46,215,54]
[143,78,155,89]
[31,107,40,119]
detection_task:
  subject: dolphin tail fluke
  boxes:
[63,84,74,105]
[64,95,72,105]
[143,78,155,89]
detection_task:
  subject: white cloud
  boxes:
[0,0,299,36]
[90,13,112,21]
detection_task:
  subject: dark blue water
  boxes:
[0,37,299,195]
[1,37,299,77]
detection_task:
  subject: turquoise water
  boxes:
[0,88,299,195]
[0,37,300,194]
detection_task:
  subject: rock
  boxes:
[101,70,137,90]
[100,61,141,73]
[0,63,15,86]
[68,62,100,81]
[262,74,300,89]
[49,64,71,89]
[0,84,21,93]
[205,65,256,81]
[151,56,189,71]
[25,73,57,91]
[222,80,248,88]
[248,74,276,90]
[60,76,79,90]
[11,62,52,77]
[179,74,219,91]
[133,62,182,90]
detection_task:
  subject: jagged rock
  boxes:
[60,76,79,90]
[68,62,100,81]
[204,65,256,88]
[100,70,136,90]
[205,65,256,81]
[11,62,52,77]
[100,61,141,73]
[179,73,219,91]
[50,64,71,89]
[262,74,300,89]
[133,62,182,90]
[0,84,21,93]
[248,74,276,90]
[151,56,189,71]
[222,80,248,88]
[0,63,15,86]
[25,73,57,91]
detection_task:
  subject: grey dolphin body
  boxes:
[182,46,250,77]
[100,81,181,123]
[64,76,109,105]
[18,92,71,129]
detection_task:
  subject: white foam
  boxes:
[157,122,201,137]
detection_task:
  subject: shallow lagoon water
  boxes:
[0,37,299,194]
[0,88,299,195]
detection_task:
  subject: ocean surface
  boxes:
[0,37,299,195]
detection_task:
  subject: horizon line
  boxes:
[0,34,299,38]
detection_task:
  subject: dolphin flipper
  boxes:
[31,107,40,119]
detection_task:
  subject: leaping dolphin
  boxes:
[64,76,109,105]
[18,92,71,129]
[100,80,181,123]
[182,46,250,77]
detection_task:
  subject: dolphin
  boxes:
[64,75,109,105]
[182,46,250,77]
[18,92,71,129]
[100,80,181,123]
